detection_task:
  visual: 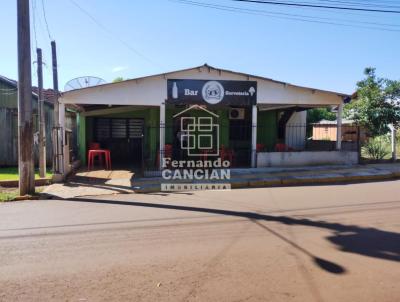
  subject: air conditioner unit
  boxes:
[229,108,245,120]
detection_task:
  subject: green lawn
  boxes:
[0,190,18,201]
[361,135,400,160]
[0,167,52,181]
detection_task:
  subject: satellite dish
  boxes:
[64,76,106,91]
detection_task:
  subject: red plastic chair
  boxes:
[274,143,294,152]
[256,143,266,152]
[220,145,234,166]
[200,149,216,161]
[157,144,173,168]
[87,142,112,170]
[89,142,101,150]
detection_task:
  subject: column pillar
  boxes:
[251,105,258,168]
[58,102,65,175]
[159,102,166,170]
[336,103,343,150]
[389,124,397,161]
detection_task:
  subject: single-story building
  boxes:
[0,75,79,168]
[312,119,368,143]
[59,64,356,175]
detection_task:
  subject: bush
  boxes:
[362,136,391,160]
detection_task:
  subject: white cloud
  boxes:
[112,66,128,73]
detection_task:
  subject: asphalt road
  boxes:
[1,180,400,302]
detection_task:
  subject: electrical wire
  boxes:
[40,0,53,41]
[172,0,400,32]
[68,0,164,70]
[257,0,400,9]
[317,0,400,9]
[31,0,38,49]
[224,0,400,27]
[230,0,400,13]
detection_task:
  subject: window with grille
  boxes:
[95,118,143,140]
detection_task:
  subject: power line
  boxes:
[40,0,53,40]
[172,0,400,32]
[317,0,400,9]
[261,0,400,9]
[230,0,400,13]
[31,0,38,49]
[225,0,400,27]
[68,0,164,69]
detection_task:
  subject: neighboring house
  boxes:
[0,75,78,166]
[59,64,357,171]
[312,119,368,143]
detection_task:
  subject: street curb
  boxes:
[133,170,400,193]
[0,178,52,188]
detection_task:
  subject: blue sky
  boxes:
[1,0,399,94]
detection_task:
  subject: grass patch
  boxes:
[361,134,400,160]
[0,167,52,181]
[0,187,46,202]
[0,189,18,202]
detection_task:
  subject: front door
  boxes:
[94,118,144,167]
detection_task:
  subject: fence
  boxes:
[141,123,361,174]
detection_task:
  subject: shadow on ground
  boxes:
[67,197,400,275]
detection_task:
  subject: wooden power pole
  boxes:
[17,0,35,195]
[51,40,62,174]
[37,48,46,178]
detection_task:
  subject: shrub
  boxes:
[362,136,390,160]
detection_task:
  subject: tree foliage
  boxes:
[112,77,124,83]
[345,68,400,136]
[307,108,336,124]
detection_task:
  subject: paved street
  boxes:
[1,181,400,302]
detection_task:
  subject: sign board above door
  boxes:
[167,79,257,106]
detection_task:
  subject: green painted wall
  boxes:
[77,106,278,166]
[0,81,42,110]
[0,80,56,166]
[257,110,278,151]
[216,109,230,147]
[0,81,22,108]
[81,107,160,168]
[77,113,86,165]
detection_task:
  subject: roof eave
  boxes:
[61,63,349,99]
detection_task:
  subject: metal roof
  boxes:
[0,75,38,99]
[62,63,350,99]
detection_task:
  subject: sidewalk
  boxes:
[133,163,400,193]
[41,164,400,198]
[42,169,135,199]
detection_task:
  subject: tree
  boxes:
[307,108,336,124]
[112,77,124,83]
[345,68,400,136]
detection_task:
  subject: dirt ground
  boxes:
[0,180,399,301]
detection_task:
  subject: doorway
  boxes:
[229,106,252,167]
[93,118,144,167]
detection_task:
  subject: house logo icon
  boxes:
[173,105,220,157]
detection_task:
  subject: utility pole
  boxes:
[37,48,46,178]
[17,0,35,195]
[51,40,62,175]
